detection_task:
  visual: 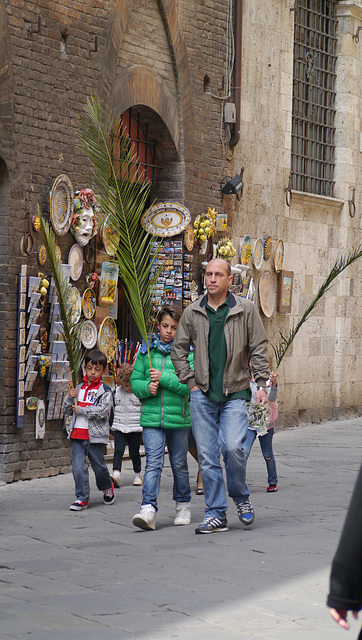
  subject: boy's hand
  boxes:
[148,381,159,395]
[72,405,79,414]
[269,371,278,387]
[69,388,78,398]
[255,388,268,405]
[149,368,161,382]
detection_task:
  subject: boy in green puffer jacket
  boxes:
[131,305,193,531]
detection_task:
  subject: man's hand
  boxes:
[148,381,159,395]
[255,388,268,405]
[190,385,200,392]
[329,607,359,630]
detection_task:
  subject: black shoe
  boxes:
[103,483,115,505]
[195,516,228,534]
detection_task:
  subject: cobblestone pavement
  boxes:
[1,417,361,640]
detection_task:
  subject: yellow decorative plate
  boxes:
[141,202,191,237]
[98,316,118,363]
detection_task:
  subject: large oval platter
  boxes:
[141,202,191,237]
[258,272,276,318]
[50,174,74,236]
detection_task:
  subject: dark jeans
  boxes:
[71,439,112,502]
[113,430,142,473]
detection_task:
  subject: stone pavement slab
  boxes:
[0,417,361,640]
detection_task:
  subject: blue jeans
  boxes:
[142,427,191,510]
[71,439,112,502]
[190,391,249,519]
[243,427,278,487]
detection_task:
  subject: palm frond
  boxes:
[272,245,362,368]
[77,95,162,365]
[39,209,84,388]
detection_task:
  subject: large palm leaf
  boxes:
[40,210,84,391]
[272,245,362,368]
[77,95,161,366]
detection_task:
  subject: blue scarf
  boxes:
[139,333,173,355]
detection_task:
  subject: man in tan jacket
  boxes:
[171,258,269,534]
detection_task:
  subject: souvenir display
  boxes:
[184,225,194,252]
[82,287,96,319]
[35,400,46,439]
[102,216,120,256]
[68,243,83,281]
[252,238,264,270]
[98,316,118,363]
[49,174,74,236]
[141,201,191,237]
[150,239,186,310]
[80,319,98,349]
[239,234,252,266]
[67,286,82,324]
[215,237,236,261]
[26,397,39,410]
[274,238,285,273]
[32,215,41,232]
[259,272,276,318]
[263,235,273,260]
[98,261,119,306]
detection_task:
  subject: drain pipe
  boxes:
[229,0,242,148]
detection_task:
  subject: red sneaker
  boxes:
[267,484,278,493]
[69,500,88,511]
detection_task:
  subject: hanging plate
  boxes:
[141,202,191,237]
[80,319,98,349]
[49,174,74,236]
[263,235,273,260]
[98,316,118,363]
[102,216,120,256]
[82,287,96,319]
[252,238,264,270]
[68,243,83,281]
[239,234,251,266]
[67,286,82,324]
[259,272,276,318]
[274,238,285,273]
[55,245,62,262]
[37,244,47,266]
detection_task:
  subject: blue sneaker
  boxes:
[236,499,255,525]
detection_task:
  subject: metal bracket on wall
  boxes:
[352,26,362,43]
[29,16,41,34]
[348,187,356,218]
[285,173,293,207]
[90,35,98,53]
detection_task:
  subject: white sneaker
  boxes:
[132,504,156,530]
[110,471,121,488]
[173,501,191,526]
[133,474,143,486]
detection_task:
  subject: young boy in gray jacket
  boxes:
[63,349,115,511]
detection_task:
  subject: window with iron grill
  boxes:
[291,0,338,197]
[111,108,158,186]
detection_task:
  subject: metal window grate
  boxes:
[111,107,159,186]
[291,0,338,197]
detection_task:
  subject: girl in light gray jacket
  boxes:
[110,363,142,488]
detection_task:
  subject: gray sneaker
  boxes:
[195,515,228,534]
[236,499,255,525]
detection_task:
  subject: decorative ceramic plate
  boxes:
[263,235,273,260]
[259,272,276,318]
[67,286,82,324]
[252,238,264,270]
[274,238,285,273]
[239,234,252,266]
[141,202,191,237]
[102,216,120,256]
[98,316,118,362]
[68,243,83,281]
[82,287,96,319]
[184,225,194,251]
[80,319,98,349]
[37,244,47,266]
[49,174,74,236]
